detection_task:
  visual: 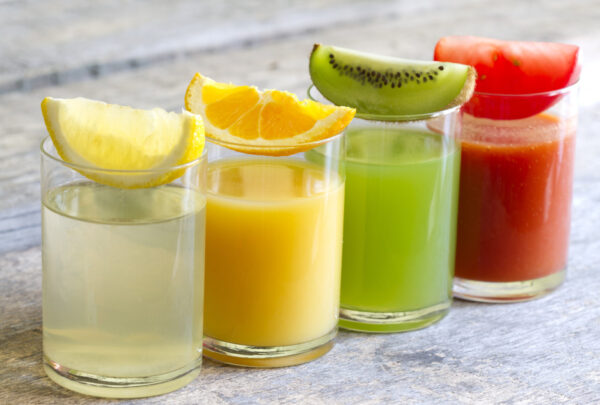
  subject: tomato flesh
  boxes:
[434,36,580,119]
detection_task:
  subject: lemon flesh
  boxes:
[42,97,205,188]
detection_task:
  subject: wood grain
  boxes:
[1,0,599,403]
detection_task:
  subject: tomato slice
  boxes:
[434,36,580,119]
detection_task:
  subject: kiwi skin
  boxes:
[309,44,476,116]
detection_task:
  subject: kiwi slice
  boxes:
[309,44,476,117]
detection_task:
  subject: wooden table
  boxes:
[1,1,599,403]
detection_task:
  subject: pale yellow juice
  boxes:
[42,184,205,384]
[204,158,344,347]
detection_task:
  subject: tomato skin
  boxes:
[434,36,580,119]
[462,91,569,120]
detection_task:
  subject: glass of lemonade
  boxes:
[41,137,206,398]
[310,96,461,333]
[202,134,345,367]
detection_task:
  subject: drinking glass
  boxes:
[41,137,206,398]
[332,105,461,333]
[453,84,578,302]
[202,134,345,367]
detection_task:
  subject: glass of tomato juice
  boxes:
[453,84,578,302]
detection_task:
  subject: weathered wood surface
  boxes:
[1,0,600,403]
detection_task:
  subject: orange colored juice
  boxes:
[204,158,344,347]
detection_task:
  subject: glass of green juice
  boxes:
[309,88,461,332]
[41,137,206,398]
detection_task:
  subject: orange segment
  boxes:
[184,73,355,156]
[302,100,338,120]
[205,87,260,129]
[202,82,240,104]
[260,91,317,140]
[229,103,261,140]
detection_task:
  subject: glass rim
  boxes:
[307,84,461,122]
[204,129,345,151]
[472,80,579,98]
[40,136,207,174]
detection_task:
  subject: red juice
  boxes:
[455,113,576,283]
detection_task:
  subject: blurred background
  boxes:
[2,0,598,104]
[0,0,598,251]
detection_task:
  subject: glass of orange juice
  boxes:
[202,134,345,367]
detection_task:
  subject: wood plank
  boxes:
[0,0,438,94]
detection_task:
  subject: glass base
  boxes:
[453,270,565,303]
[338,301,451,333]
[43,355,201,398]
[203,327,336,368]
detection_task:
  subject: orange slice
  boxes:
[184,73,355,156]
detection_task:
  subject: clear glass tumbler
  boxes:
[331,107,461,333]
[41,137,206,398]
[453,84,578,302]
[202,134,345,367]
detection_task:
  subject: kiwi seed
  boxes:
[326,53,441,90]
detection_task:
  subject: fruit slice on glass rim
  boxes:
[434,36,580,119]
[309,44,476,118]
[184,73,355,156]
[41,97,205,188]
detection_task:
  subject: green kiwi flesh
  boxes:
[309,44,476,117]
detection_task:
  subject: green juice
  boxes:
[339,126,460,332]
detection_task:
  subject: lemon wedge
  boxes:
[41,97,205,188]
